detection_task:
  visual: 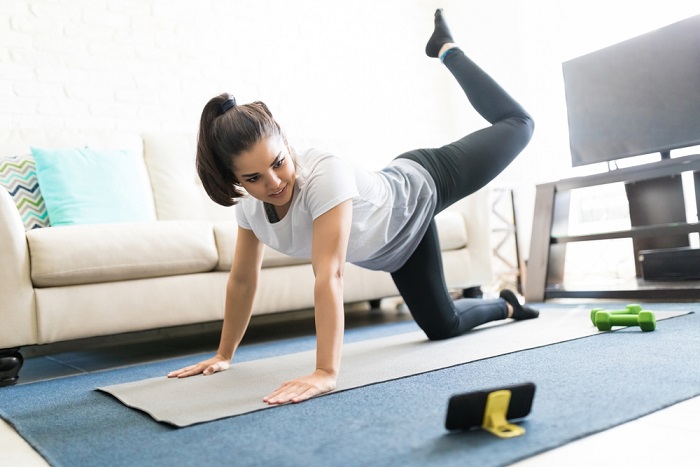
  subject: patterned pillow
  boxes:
[0,154,51,229]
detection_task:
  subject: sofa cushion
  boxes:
[434,211,468,251]
[27,220,218,287]
[213,221,237,271]
[30,146,156,226]
[213,221,309,271]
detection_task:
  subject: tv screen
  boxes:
[562,14,700,167]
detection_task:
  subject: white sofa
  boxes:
[0,129,494,383]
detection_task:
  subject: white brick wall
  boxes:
[1,0,462,169]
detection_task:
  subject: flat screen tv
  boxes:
[562,14,700,167]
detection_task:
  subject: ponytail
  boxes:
[196,93,284,206]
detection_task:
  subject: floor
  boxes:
[2,303,698,466]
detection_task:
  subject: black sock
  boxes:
[500,289,539,320]
[426,9,455,58]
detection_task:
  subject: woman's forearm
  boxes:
[313,272,345,376]
[217,278,257,360]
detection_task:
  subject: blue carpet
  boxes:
[1,304,698,467]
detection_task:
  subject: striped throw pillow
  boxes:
[0,154,51,229]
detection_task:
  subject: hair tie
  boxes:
[220,97,237,114]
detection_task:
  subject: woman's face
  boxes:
[233,136,296,208]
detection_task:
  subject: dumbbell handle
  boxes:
[595,310,656,332]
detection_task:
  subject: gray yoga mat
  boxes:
[99,307,686,427]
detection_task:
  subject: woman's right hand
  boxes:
[167,354,231,378]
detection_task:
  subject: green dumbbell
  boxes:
[595,310,656,332]
[590,304,642,325]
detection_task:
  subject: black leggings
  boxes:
[391,48,534,340]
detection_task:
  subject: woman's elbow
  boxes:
[314,266,345,289]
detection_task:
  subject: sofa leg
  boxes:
[368,299,382,310]
[0,348,23,387]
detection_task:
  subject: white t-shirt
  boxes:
[236,148,437,273]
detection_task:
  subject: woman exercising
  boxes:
[168,9,539,404]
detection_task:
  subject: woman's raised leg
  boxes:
[399,9,535,213]
[391,9,539,341]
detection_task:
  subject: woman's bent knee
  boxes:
[514,112,535,140]
[422,321,460,341]
[501,111,534,150]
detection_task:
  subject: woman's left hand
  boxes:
[263,369,337,405]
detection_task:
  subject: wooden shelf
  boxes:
[545,279,700,300]
[552,222,700,244]
[525,154,700,302]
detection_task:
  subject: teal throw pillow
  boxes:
[31,146,156,226]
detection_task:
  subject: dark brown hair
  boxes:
[196,93,284,206]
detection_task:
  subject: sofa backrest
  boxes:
[0,129,144,160]
[142,132,234,222]
[0,129,236,227]
[0,129,158,228]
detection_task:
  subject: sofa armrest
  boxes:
[0,189,36,347]
[444,186,494,287]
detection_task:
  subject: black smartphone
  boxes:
[445,382,536,431]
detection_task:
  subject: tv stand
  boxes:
[525,153,700,302]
